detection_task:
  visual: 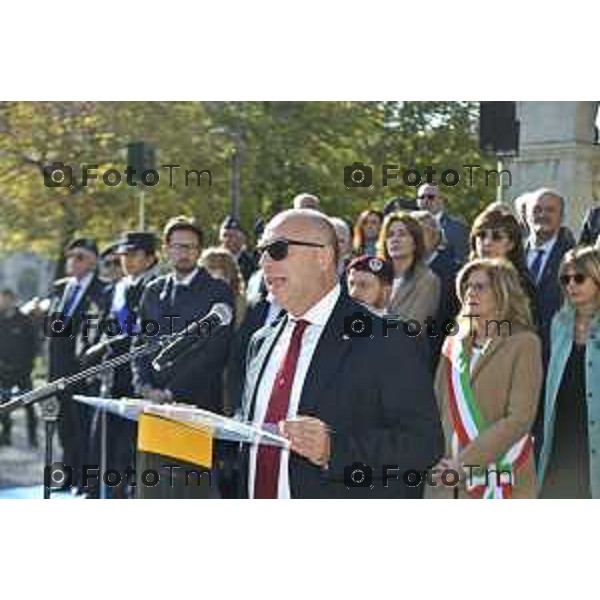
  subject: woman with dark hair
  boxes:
[538,247,600,498]
[353,209,383,257]
[469,203,538,324]
[378,211,440,325]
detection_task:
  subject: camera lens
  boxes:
[51,320,65,334]
[52,469,65,485]
[351,319,365,334]
[351,469,365,484]
[51,169,65,184]
[351,169,365,184]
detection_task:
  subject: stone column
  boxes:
[504,101,600,235]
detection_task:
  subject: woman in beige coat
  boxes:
[379,211,440,325]
[430,258,543,499]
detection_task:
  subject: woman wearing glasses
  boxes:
[538,247,600,498]
[430,258,542,499]
[378,212,440,325]
[469,203,538,324]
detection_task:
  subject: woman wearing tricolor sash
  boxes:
[429,258,543,499]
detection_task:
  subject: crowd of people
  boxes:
[1,185,599,499]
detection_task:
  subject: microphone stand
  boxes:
[0,309,229,499]
[0,336,169,499]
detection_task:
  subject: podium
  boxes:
[73,395,289,498]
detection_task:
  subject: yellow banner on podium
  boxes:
[137,413,214,468]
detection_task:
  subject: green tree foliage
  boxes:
[0,101,496,259]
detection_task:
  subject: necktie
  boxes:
[113,282,134,332]
[63,283,81,316]
[254,319,309,499]
[529,249,545,283]
[171,282,185,308]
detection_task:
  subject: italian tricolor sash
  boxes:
[443,336,532,499]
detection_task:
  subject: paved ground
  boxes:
[0,404,62,489]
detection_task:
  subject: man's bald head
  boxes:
[416,183,445,215]
[264,209,339,265]
[259,209,339,316]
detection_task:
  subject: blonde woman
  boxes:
[538,247,600,498]
[199,247,247,327]
[431,258,542,499]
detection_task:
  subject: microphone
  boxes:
[82,334,129,367]
[151,303,233,372]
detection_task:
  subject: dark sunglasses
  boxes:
[68,252,89,261]
[559,273,587,286]
[418,193,437,200]
[475,228,509,242]
[256,238,325,261]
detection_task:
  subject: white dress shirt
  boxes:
[174,267,199,286]
[526,234,558,281]
[264,295,283,326]
[248,283,341,499]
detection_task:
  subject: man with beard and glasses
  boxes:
[132,216,234,498]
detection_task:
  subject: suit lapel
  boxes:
[242,316,287,421]
[297,295,354,415]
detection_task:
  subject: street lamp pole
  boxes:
[230,128,243,219]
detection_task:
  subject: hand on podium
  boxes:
[140,386,173,404]
[281,416,331,468]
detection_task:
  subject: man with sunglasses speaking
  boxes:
[237,209,443,498]
[416,183,469,264]
[46,238,111,492]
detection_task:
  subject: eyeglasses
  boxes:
[475,228,509,242]
[256,238,326,261]
[168,242,199,252]
[464,281,491,295]
[418,193,437,200]
[559,273,587,286]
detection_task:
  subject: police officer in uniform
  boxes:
[88,232,161,498]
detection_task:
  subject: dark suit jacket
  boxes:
[579,207,600,246]
[526,228,575,366]
[0,310,36,390]
[132,267,234,413]
[238,250,258,283]
[47,273,111,380]
[227,297,280,416]
[238,292,444,498]
[103,266,161,397]
[428,247,461,364]
[440,212,469,264]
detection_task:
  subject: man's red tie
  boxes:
[254,319,309,499]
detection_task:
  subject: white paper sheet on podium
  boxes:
[73,395,289,448]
